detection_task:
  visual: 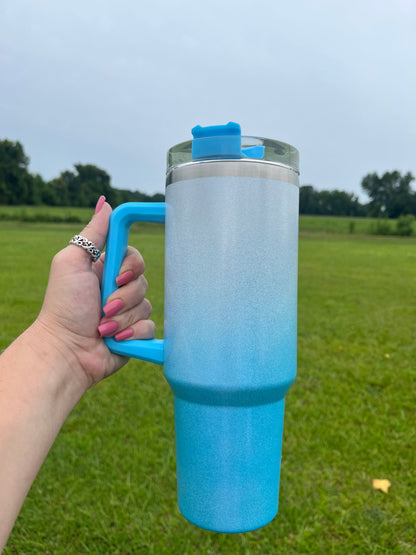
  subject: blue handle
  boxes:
[101,202,165,365]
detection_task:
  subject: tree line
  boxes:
[0,139,164,208]
[301,171,415,217]
[1,138,414,216]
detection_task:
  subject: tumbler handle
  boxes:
[101,202,165,365]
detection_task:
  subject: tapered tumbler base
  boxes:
[173,396,286,533]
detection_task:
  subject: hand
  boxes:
[34,197,155,389]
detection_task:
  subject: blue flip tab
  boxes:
[191,122,265,160]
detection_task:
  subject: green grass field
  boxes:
[1,211,416,553]
[1,205,414,237]
[0,205,405,234]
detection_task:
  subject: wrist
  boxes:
[22,319,90,411]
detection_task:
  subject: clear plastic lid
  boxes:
[167,136,299,175]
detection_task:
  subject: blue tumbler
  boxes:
[101,122,299,533]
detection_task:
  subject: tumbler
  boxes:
[101,122,299,533]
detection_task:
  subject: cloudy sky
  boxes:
[1,0,415,200]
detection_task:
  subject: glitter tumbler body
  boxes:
[164,160,298,532]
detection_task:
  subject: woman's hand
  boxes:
[0,196,155,549]
[35,197,155,388]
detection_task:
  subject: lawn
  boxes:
[1,215,415,554]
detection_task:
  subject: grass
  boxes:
[1,212,416,553]
[300,215,415,236]
[0,205,91,224]
[1,206,414,236]
[300,215,372,234]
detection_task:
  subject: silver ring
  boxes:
[69,235,101,262]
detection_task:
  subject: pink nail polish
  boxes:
[95,195,106,215]
[103,299,124,318]
[98,320,118,337]
[115,328,133,341]
[116,271,134,287]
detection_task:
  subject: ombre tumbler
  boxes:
[101,122,299,533]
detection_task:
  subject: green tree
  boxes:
[361,171,415,217]
[299,185,317,214]
[47,171,73,206]
[47,165,114,207]
[73,164,113,206]
[0,140,31,204]
[0,138,165,207]
[299,185,364,216]
[26,174,45,205]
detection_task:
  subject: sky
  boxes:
[1,0,415,201]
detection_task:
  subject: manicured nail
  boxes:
[94,195,106,215]
[103,299,124,318]
[116,271,134,287]
[98,321,118,337]
[115,328,133,342]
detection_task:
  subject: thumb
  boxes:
[79,196,112,252]
[67,196,112,267]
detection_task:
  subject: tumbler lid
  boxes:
[167,122,299,175]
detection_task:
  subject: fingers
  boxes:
[94,242,145,288]
[98,298,156,341]
[102,251,147,310]
[99,247,155,342]
[114,319,156,342]
[117,246,145,286]
[102,276,150,319]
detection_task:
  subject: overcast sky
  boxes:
[1,0,415,200]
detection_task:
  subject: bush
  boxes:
[368,215,415,236]
[369,218,392,235]
[0,207,82,223]
[396,214,414,236]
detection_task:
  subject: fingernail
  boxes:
[116,271,134,287]
[98,321,118,337]
[115,328,133,341]
[103,299,124,318]
[94,195,106,215]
